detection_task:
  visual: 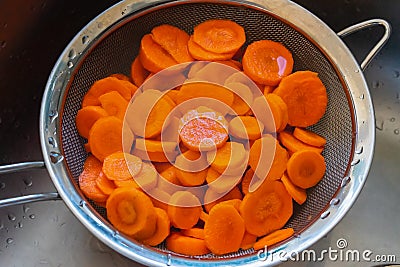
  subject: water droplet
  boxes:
[67,61,73,68]
[6,238,13,244]
[394,129,399,135]
[48,137,57,148]
[359,94,364,99]
[79,200,85,208]
[351,159,360,166]
[166,253,172,266]
[49,110,58,123]
[82,35,89,44]
[17,222,23,228]
[0,182,5,189]
[389,117,395,122]
[341,176,351,187]
[34,240,39,246]
[354,69,359,73]
[8,213,16,221]
[0,40,6,49]
[23,178,32,187]
[393,70,400,78]
[29,214,36,219]
[0,221,4,230]
[52,216,59,223]
[372,80,380,89]
[320,211,330,219]
[50,151,64,164]
[355,146,363,154]
[376,120,384,131]
[23,205,30,214]
[68,49,76,59]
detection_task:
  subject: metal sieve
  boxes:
[0,0,391,266]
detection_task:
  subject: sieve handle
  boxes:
[0,161,61,207]
[337,19,391,71]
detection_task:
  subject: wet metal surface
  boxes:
[0,0,399,266]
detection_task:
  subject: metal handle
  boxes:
[337,18,391,70]
[0,161,61,207]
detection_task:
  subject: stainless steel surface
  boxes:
[0,0,399,266]
[0,161,45,174]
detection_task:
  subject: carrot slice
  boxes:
[281,172,307,205]
[203,186,243,213]
[110,73,131,82]
[263,85,275,95]
[200,211,209,222]
[206,167,220,184]
[215,60,242,71]
[241,168,256,195]
[102,152,142,181]
[239,180,293,236]
[204,203,245,255]
[78,155,108,203]
[168,191,202,230]
[266,93,289,132]
[96,171,116,195]
[82,77,132,107]
[177,82,234,107]
[174,150,208,187]
[157,165,182,195]
[188,36,236,61]
[274,71,328,127]
[253,228,294,250]
[286,150,326,189]
[147,188,171,211]
[141,208,171,246]
[278,131,323,154]
[151,24,194,63]
[248,135,288,182]
[106,187,156,237]
[225,82,253,116]
[181,228,205,240]
[76,106,108,139]
[218,199,242,211]
[139,34,178,73]
[207,142,247,175]
[293,127,327,147]
[166,232,210,256]
[134,162,158,192]
[89,116,124,161]
[130,56,150,87]
[240,231,258,250]
[114,179,141,189]
[193,19,245,54]
[98,91,129,121]
[228,116,264,140]
[242,40,294,86]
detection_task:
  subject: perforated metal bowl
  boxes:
[0,0,390,266]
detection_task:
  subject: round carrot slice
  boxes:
[130,56,150,87]
[187,35,236,61]
[274,71,328,127]
[76,106,108,139]
[141,207,171,246]
[168,191,202,229]
[278,131,323,154]
[281,172,307,205]
[242,40,294,86]
[239,180,293,236]
[102,152,142,181]
[166,232,210,256]
[286,150,326,189]
[106,187,156,236]
[193,19,246,54]
[293,127,327,147]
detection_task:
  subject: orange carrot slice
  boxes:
[78,155,108,203]
[130,56,150,87]
[240,231,258,250]
[193,19,245,54]
[228,116,264,140]
[98,91,129,121]
[181,228,205,240]
[274,71,328,127]
[96,171,116,195]
[76,106,108,139]
[266,93,289,132]
[102,152,142,181]
[141,208,171,246]
[278,131,323,154]
[167,191,202,230]
[203,186,243,213]
[110,73,131,82]
[242,40,294,86]
[166,232,210,256]
[253,228,294,250]
[281,172,307,205]
[293,127,327,147]
[286,150,326,189]
[188,36,236,61]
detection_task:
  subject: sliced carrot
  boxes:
[157,165,182,195]
[82,76,132,107]
[139,34,178,73]
[281,172,307,205]
[218,199,242,211]
[193,19,245,54]
[206,167,220,184]
[166,232,210,256]
[248,135,288,182]
[96,171,116,195]
[266,93,289,132]
[286,150,326,189]
[206,142,247,175]
[84,142,91,153]
[147,188,171,211]
[215,60,242,71]
[263,85,275,95]
[239,180,293,236]
[151,24,194,63]
[135,138,177,154]
[168,191,202,230]
[241,168,255,195]
[200,211,209,222]
[119,79,139,97]
[130,56,150,87]
[76,106,108,139]
[89,116,124,161]
[293,127,327,147]
[228,116,264,140]
[165,89,179,104]
[225,82,253,115]
[126,89,176,138]
[203,186,243,213]
[253,228,294,250]
[133,162,158,192]
[274,71,328,127]
[106,187,156,237]
[102,152,142,181]
[153,162,174,173]
[133,148,178,163]
[114,179,141,189]
[240,231,258,250]
[278,131,323,154]
[242,40,293,86]
[204,203,245,255]
[110,73,131,82]
[78,155,108,203]
[98,91,129,121]
[181,228,205,240]
[141,208,171,246]
[188,36,235,61]
[174,150,208,187]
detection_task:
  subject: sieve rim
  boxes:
[39,0,375,266]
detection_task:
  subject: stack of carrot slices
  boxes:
[76,19,329,257]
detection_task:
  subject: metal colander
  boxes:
[32,0,389,266]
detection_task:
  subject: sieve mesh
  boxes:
[61,1,353,260]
